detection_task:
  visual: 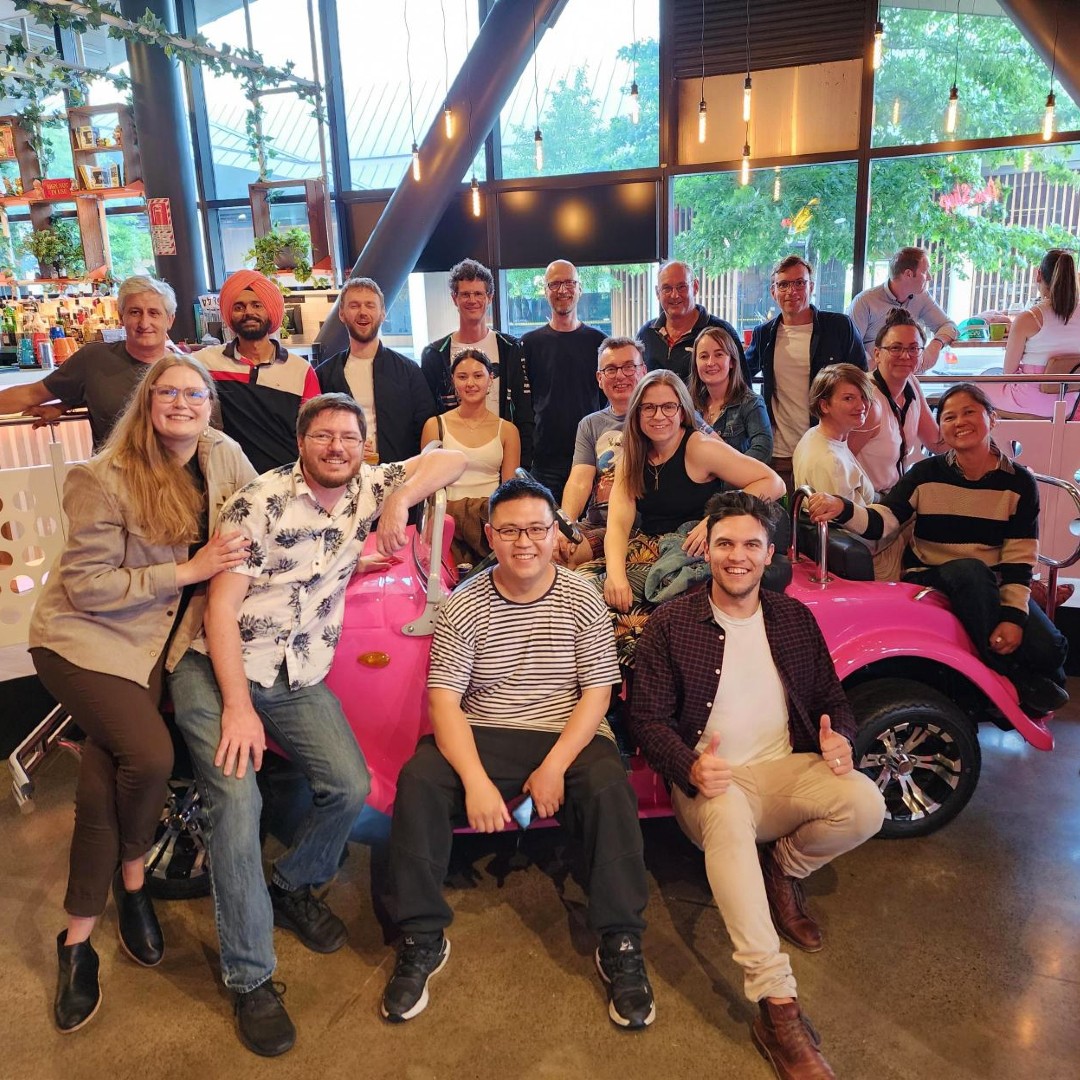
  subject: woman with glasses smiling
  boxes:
[29,356,255,1034]
[601,370,783,616]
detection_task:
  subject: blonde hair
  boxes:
[98,355,216,546]
[808,363,874,420]
[621,369,696,502]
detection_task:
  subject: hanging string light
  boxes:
[1042,1,1060,141]
[742,0,752,124]
[944,1,960,136]
[629,0,640,124]
[404,1,420,180]
[872,21,884,70]
[532,1,544,170]
[773,166,781,202]
[741,135,750,186]
[440,0,453,138]
[471,175,481,217]
[698,0,707,143]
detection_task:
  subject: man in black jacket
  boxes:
[745,256,866,493]
[419,258,534,467]
[315,277,435,463]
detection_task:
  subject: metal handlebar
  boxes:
[402,487,449,637]
[788,485,832,585]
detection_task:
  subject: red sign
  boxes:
[147,197,176,255]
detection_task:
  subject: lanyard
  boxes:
[872,369,916,484]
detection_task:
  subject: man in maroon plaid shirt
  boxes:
[630,491,884,1080]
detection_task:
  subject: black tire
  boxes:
[144,778,211,900]
[848,678,981,840]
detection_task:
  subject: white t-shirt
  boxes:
[694,601,791,767]
[344,353,378,463]
[451,329,501,415]
[771,322,813,457]
[792,425,875,505]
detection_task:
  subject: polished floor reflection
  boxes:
[2,687,1077,1080]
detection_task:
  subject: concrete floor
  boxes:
[2,691,1078,1080]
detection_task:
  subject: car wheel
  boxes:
[848,678,981,839]
[144,778,211,900]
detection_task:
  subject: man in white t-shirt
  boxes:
[420,258,534,466]
[745,256,866,493]
[631,491,884,1079]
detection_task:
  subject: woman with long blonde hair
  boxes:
[29,355,255,1033]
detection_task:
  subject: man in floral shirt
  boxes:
[168,393,465,1057]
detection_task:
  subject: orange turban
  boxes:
[218,269,286,335]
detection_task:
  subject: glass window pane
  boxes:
[498,0,659,180]
[673,163,858,333]
[873,2,1080,148]
[866,145,1080,334]
[335,0,483,190]
[105,212,155,279]
[214,206,256,279]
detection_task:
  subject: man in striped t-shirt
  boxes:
[382,476,655,1031]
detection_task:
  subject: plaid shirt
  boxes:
[629,586,855,796]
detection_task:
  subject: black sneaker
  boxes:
[1016,676,1069,717]
[270,883,348,954]
[596,933,656,1030]
[234,981,295,1057]
[380,933,450,1022]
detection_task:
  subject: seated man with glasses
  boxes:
[168,393,466,1057]
[637,260,750,385]
[848,309,944,495]
[381,475,656,1032]
[745,255,866,494]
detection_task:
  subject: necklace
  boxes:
[647,449,675,490]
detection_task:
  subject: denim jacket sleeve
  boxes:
[739,394,773,463]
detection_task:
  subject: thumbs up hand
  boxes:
[689,730,733,797]
[819,714,853,775]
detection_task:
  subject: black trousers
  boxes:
[905,559,1068,686]
[388,728,648,938]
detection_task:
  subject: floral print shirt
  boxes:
[192,459,406,689]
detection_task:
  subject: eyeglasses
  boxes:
[879,344,924,357]
[151,386,210,403]
[773,278,809,293]
[658,283,690,297]
[639,401,681,418]
[545,279,579,293]
[304,432,363,447]
[599,361,643,379]
[490,523,554,541]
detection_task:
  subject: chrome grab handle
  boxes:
[403,486,450,637]
[788,485,831,585]
[1029,471,1080,622]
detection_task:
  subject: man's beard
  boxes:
[233,317,272,341]
[346,321,381,344]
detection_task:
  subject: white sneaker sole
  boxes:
[594,948,656,1029]
[381,938,451,1022]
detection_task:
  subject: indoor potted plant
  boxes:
[246,226,312,283]
[17,221,86,280]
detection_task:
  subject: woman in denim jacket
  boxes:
[688,326,773,462]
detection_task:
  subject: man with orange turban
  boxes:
[198,269,320,473]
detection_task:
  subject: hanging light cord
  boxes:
[952,0,961,89]
[532,2,540,130]
[744,0,751,82]
[1049,0,1060,87]
[699,0,705,103]
[464,0,472,143]
[441,0,450,104]
[632,0,637,86]
[404,2,417,146]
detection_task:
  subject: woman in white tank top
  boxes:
[985,248,1080,419]
[421,349,520,567]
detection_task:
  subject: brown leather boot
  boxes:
[760,843,822,952]
[752,999,835,1079]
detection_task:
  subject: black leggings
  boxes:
[31,648,173,918]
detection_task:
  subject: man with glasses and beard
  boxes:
[198,269,321,473]
[745,256,866,493]
[315,276,435,463]
[522,260,606,502]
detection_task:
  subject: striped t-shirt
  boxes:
[428,565,620,740]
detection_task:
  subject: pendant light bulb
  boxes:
[740,143,750,186]
[872,22,884,70]
[945,85,958,135]
[1043,91,1056,141]
[443,103,454,139]
[534,128,544,171]
[411,142,421,182]
[772,166,781,203]
[630,81,640,124]
[742,76,752,124]
[470,175,481,217]
[698,98,707,143]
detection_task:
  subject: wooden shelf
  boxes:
[72,145,124,156]
[0,182,144,208]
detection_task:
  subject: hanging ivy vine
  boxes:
[8,0,324,176]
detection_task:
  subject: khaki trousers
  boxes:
[672,752,884,1002]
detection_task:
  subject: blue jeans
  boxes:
[168,650,370,991]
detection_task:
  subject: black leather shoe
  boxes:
[112,871,164,967]
[55,930,101,1033]
[1016,677,1069,717]
[234,981,296,1057]
[270,882,347,954]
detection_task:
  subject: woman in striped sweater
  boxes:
[806,383,1068,717]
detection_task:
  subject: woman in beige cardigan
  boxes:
[29,355,256,1033]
